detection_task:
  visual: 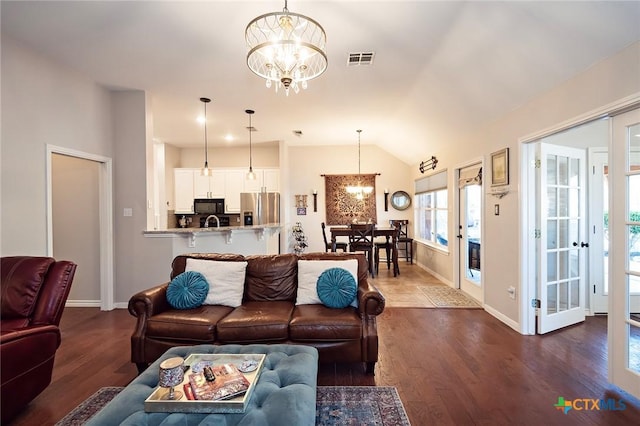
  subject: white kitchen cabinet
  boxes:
[224,170,244,213]
[174,169,195,213]
[242,168,279,193]
[174,167,279,215]
[262,169,279,192]
[194,170,225,199]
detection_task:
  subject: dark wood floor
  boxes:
[9,264,640,425]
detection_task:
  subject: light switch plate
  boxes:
[123,208,133,217]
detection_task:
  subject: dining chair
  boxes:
[375,222,401,276]
[390,219,413,263]
[321,222,348,252]
[348,223,375,276]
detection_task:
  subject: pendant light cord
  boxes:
[204,103,208,166]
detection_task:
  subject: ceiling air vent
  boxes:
[347,52,375,66]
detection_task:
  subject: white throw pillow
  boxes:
[296,259,359,306]
[185,259,248,307]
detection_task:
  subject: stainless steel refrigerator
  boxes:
[240,192,280,226]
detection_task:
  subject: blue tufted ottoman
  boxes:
[86,344,318,426]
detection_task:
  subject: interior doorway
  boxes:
[457,163,483,303]
[47,145,114,310]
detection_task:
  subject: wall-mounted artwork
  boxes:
[491,148,509,186]
[323,174,377,225]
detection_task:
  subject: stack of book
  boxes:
[184,363,250,401]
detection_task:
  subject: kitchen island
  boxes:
[143,224,282,258]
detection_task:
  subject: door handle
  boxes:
[456,235,463,239]
[572,242,578,247]
[581,242,589,248]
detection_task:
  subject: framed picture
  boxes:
[491,148,509,186]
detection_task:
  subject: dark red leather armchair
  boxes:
[1,256,76,423]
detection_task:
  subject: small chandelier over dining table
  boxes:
[245,0,328,96]
[346,129,374,200]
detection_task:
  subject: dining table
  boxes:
[329,225,400,277]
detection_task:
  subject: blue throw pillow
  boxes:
[316,267,357,309]
[167,271,209,310]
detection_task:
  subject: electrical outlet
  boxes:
[507,286,516,299]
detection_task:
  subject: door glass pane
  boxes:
[547,283,558,314]
[629,175,640,223]
[629,123,640,169]
[547,155,557,185]
[628,322,640,374]
[547,188,557,217]
[558,219,568,248]
[569,188,580,217]
[547,220,557,249]
[629,225,640,274]
[570,249,579,278]
[570,280,580,309]
[559,281,568,312]
[570,158,579,185]
[559,250,569,280]
[558,188,569,217]
[558,156,568,186]
[547,252,557,282]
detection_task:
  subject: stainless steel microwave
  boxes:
[194,198,224,215]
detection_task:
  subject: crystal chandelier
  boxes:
[245,0,327,96]
[346,130,374,200]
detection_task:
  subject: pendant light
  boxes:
[246,109,257,180]
[346,129,374,199]
[200,97,212,176]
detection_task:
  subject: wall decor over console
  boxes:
[323,174,377,225]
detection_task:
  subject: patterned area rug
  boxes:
[56,387,122,425]
[418,285,482,308]
[56,385,411,426]
[317,386,410,425]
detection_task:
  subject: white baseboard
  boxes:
[414,262,454,287]
[484,303,524,334]
[65,300,101,308]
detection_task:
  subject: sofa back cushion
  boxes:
[245,254,298,302]
[1,256,55,322]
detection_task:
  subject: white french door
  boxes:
[590,150,609,313]
[537,143,587,334]
[609,108,640,398]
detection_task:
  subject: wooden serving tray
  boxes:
[144,353,266,414]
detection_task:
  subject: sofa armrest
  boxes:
[1,325,61,385]
[128,282,171,319]
[357,281,385,316]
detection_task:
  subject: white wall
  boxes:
[1,36,113,256]
[178,144,279,168]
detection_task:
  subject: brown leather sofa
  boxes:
[1,256,77,423]
[129,252,385,374]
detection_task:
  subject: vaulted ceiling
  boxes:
[3,1,639,164]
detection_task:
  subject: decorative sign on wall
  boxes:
[323,174,377,225]
[295,195,308,215]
